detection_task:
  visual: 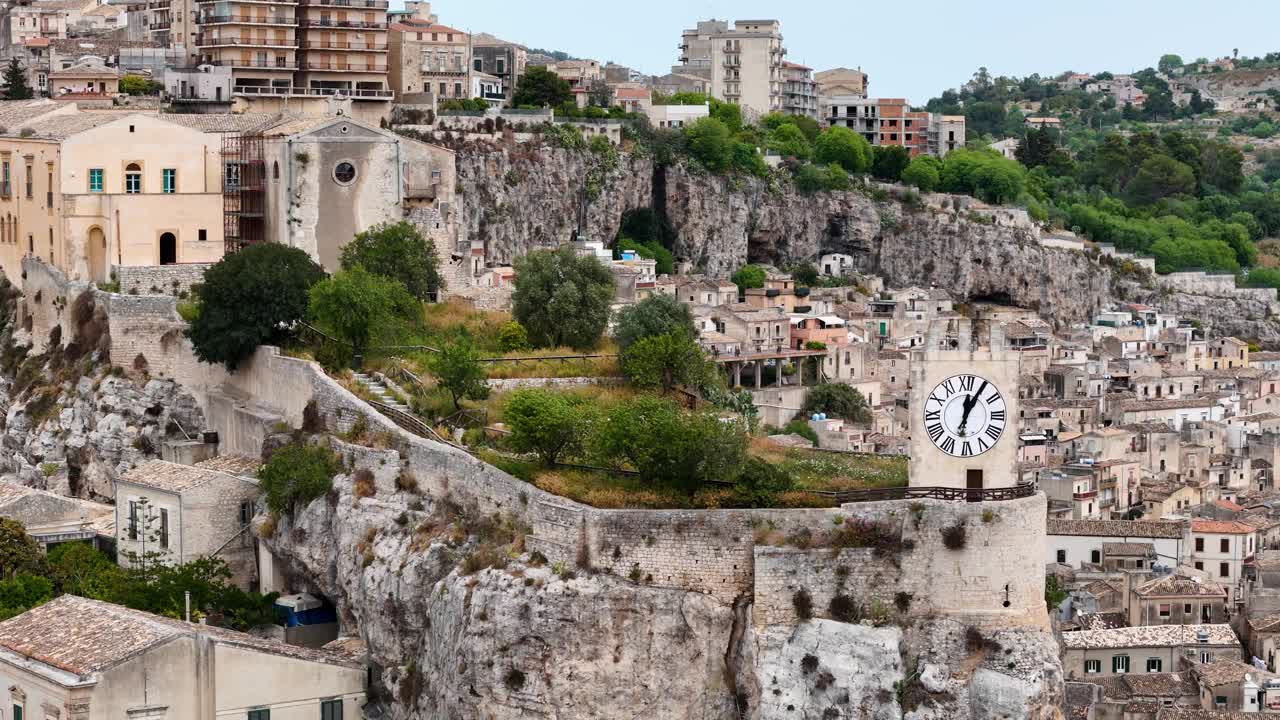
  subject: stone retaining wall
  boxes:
[117,264,213,296]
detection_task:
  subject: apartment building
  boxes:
[1191,519,1255,602]
[9,3,67,47]
[546,58,603,90]
[472,32,526,105]
[821,97,965,158]
[189,0,391,101]
[388,18,469,100]
[780,60,817,118]
[675,18,785,118]
[815,67,868,98]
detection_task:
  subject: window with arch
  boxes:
[125,163,142,194]
[272,161,279,180]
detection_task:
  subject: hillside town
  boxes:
[0,1,1276,719]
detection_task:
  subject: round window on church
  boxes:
[333,161,357,186]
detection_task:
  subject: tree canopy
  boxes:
[428,337,490,411]
[512,66,572,107]
[731,264,766,291]
[814,126,873,175]
[512,246,614,350]
[612,294,695,354]
[307,266,418,361]
[503,388,596,465]
[800,383,872,423]
[187,243,325,370]
[2,59,32,100]
[621,331,710,392]
[340,221,443,302]
[260,443,339,514]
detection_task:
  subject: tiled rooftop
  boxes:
[1190,520,1254,535]
[1132,573,1227,598]
[1120,671,1197,697]
[1047,519,1187,539]
[1191,659,1278,687]
[194,455,262,478]
[1059,624,1238,650]
[0,596,358,678]
[1102,542,1155,556]
[119,459,249,494]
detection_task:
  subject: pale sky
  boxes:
[409,0,1280,103]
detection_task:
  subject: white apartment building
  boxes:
[675,18,785,118]
[1191,519,1255,602]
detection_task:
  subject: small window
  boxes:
[1203,651,1215,663]
[159,508,169,549]
[1146,657,1163,672]
[198,228,207,242]
[162,168,176,194]
[128,500,138,540]
[1084,659,1101,674]
[1195,561,1204,571]
[1195,538,1205,552]
[1184,603,1193,614]
[1220,563,1230,578]
[1113,655,1130,673]
[1158,604,1170,619]
[333,161,356,185]
[88,168,103,192]
[24,164,32,199]
[320,699,343,720]
[248,710,269,720]
[13,704,22,720]
[125,163,141,194]
[1056,549,1066,563]
[1221,538,1230,553]
[1090,550,1101,564]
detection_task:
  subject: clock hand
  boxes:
[957,393,976,436]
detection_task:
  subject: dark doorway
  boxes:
[159,232,177,265]
[966,469,984,502]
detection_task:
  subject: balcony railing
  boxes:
[200,14,296,24]
[1073,490,1098,501]
[149,19,170,29]
[298,18,385,29]
[302,60,385,72]
[196,34,297,48]
[233,83,391,97]
[205,58,296,68]
[816,482,1036,505]
[298,38,386,50]
[299,0,387,7]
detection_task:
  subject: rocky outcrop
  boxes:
[264,439,1063,720]
[456,145,653,265]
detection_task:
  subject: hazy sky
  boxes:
[413,0,1279,102]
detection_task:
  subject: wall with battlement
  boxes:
[116,264,213,297]
[1160,271,1279,304]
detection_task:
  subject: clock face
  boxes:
[923,374,1007,458]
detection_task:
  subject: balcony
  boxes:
[200,14,297,25]
[298,17,385,29]
[298,0,388,7]
[197,35,297,49]
[1073,490,1097,501]
[301,60,386,73]
[205,58,296,69]
[299,38,386,51]
[149,19,170,29]
[234,84,392,98]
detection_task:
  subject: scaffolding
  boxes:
[222,132,266,254]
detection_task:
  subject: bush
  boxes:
[793,589,814,620]
[800,383,871,423]
[621,331,711,392]
[259,443,339,514]
[308,267,419,362]
[428,338,490,411]
[503,388,595,465]
[814,126,873,174]
[188,244,324,370]
[352,468,375,499]
[794,162,851,193]
[941,523,967,550]
[497,321,529,353]
[340,221,443,302]
[612,293,694,354]
[800,653,819,674]
[731,264,766,291]
[733,457,795,507]
[512,246,614,350]
[828,594,862,623]
[781,418,818,445]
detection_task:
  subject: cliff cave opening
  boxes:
[968,291,1016,306]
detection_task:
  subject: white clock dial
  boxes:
[923,374,1006,458]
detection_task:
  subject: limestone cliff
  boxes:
[263,438,1064,720]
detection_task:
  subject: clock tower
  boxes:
[908,320,1022,491]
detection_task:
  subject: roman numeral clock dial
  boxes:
[924,374,1006,457]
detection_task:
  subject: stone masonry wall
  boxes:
[116,264,213,297]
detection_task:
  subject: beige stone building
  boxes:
[48,57,120,97]
[780,61,817,119]
[1061,624,1241,679]
[815,67,868,98]
[0,595,366,720]
[388,17,469,101]
[115,459,260,589]
[675,18,785,118]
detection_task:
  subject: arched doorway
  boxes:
[159,232,176,265]
[88,227,106,282]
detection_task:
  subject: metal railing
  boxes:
[299,18,385,28]
[232,84,391,97]
[196,34,297,48]
[206,58,296,68]
[302,60,386,72]
[200,14,297,24]
[299,38,386,50]
[814,483,1037,504]
[299,0,387,7]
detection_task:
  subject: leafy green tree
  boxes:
[503,388,595,464]
[0,574,52,620]
[308,266,418,362]
[613,294,694,353]
[733,457,795,508]
[188,243,325,370]
[794,163,851,193]
[1158,54,1185,74]
[260,443,339,514]
[622,331,710,392]
[428,337,490,411]
[594,397,747,497]
[2,59,32,100]
[684,117,734,172]
[940,149,1026,203]
[708,98,743,132]
[1125,155,1196,205]
[902,155,942,191]
[1199,141,1244,195]
[119,74,161,95]
[512,246,614,350]
[615,237,674,275]
[1015,129,1057,169]
[340,220,442,302]
[791,263,820,286]
[871,145,910,182]
[1045,576,1068,608]
[0,519,44,579]
[814,126,873,174]
[731,264,766,291]
[767,123,811,160]
[46,542,124,598]
[800,383,872,423]
[497,321,529,353]
[511,66,571,107]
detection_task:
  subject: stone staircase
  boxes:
[351,372,412,414]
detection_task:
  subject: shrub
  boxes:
[612,293,694,354]
[352,468,376,499]
[730,264,765,291]
[340,221,443,302]
[396,471,418,493]
[428,338,490,411]
[792,589,813,620]
[733,457,795,508]
[308,267,418,362]
[460,545,507,575]
[497,321,529,353]
[512,246,613,350]
[828,594,862,623]
[259,443,339,514]
[941,523,967,550]
[801,383,871,423]
[782,418,819,445]
[800,654,819,674]
[894,591,913,614]
[503,388,595,465]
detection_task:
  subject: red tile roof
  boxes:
[389,21,467,36]
[1215,499,1244,512]
[614,87,649,100]
[24,37,49,47]
[1191,520,1255,534]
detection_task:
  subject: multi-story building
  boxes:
[815,66,867,98]
[190,0,391,102]
[471,33,525,105]
[9,3,67,47]
[388,17,469,101]
[821,96,964,158]
[546,58,602,91]
[780,60,817,118]
[675,18,784,118]
[1191,519,1255,602]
